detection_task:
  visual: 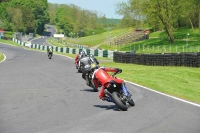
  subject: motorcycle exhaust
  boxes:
[104,89,112,97]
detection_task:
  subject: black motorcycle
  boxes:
[82,56,100,92]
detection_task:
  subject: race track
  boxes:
[0,43,200,133]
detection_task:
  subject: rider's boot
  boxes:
[101,96,114,102]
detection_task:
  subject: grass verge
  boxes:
[100,62,200,104]
[0,52,4,62]
[0,39,21,46]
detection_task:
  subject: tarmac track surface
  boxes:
[31,25,56,46]
[0,43,200,133]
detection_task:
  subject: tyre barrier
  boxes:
[113,52,200,67]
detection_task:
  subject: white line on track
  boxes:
[125,80,200,107]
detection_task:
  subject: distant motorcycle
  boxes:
[47,46,53,59]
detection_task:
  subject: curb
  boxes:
[0,53,6,63]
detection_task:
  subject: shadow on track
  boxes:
[80,88,98,92]
[93,104,121,111]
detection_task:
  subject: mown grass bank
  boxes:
[46,27,200,54]
[99,28,200,53]
[0,39,20,46]
[46,27,133,48]
[0,52,4,62]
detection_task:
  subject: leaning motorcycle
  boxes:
[93,72,135,111]
[82,56,100,92]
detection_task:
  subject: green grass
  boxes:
[0,52,4,62]
[47,38,66,47]
[0,39,21,46]
[47,27,133,48]
[100,62,200,104]
[99,28,200,53]
[47,27,200,54]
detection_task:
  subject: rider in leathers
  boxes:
[75,51,81,68]
[75,51,87,68]
[93,67,122,102]
[47,46,53,57]
[81,54,99,85]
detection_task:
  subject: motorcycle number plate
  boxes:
[85,65,90,68]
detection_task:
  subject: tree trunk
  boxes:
[165,25,174,44]
[189,18,194,32]
[199,12,200,38]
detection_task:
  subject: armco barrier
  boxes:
[113,52,200,67]
[12,38,113,58]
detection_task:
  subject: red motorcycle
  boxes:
[90,69,135,111]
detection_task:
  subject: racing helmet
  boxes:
[81,51,85,55]
[90,54,94,58]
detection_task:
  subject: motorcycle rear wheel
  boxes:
[48,54,52,59]
[112,92,128,111]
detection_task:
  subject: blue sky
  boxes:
[48,0,127,19]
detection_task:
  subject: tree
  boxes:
[32,0,49,34]
[19,6,35,33]
[192,0,200,37]
[115,1,140,28]
[142,0,186,43]
[7,7,25,32]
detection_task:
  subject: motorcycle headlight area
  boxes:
[105,82,119,88]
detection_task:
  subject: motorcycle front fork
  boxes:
[122,84,131,96]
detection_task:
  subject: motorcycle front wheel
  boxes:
[112,92,128,111]
[127,97,135,106]
[90,80,98,92]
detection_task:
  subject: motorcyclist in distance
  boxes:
[89,54,99,65]
[75,50,87,69]
[75,51,81,68]
[80,50,87,59]
[47,46,53,56]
